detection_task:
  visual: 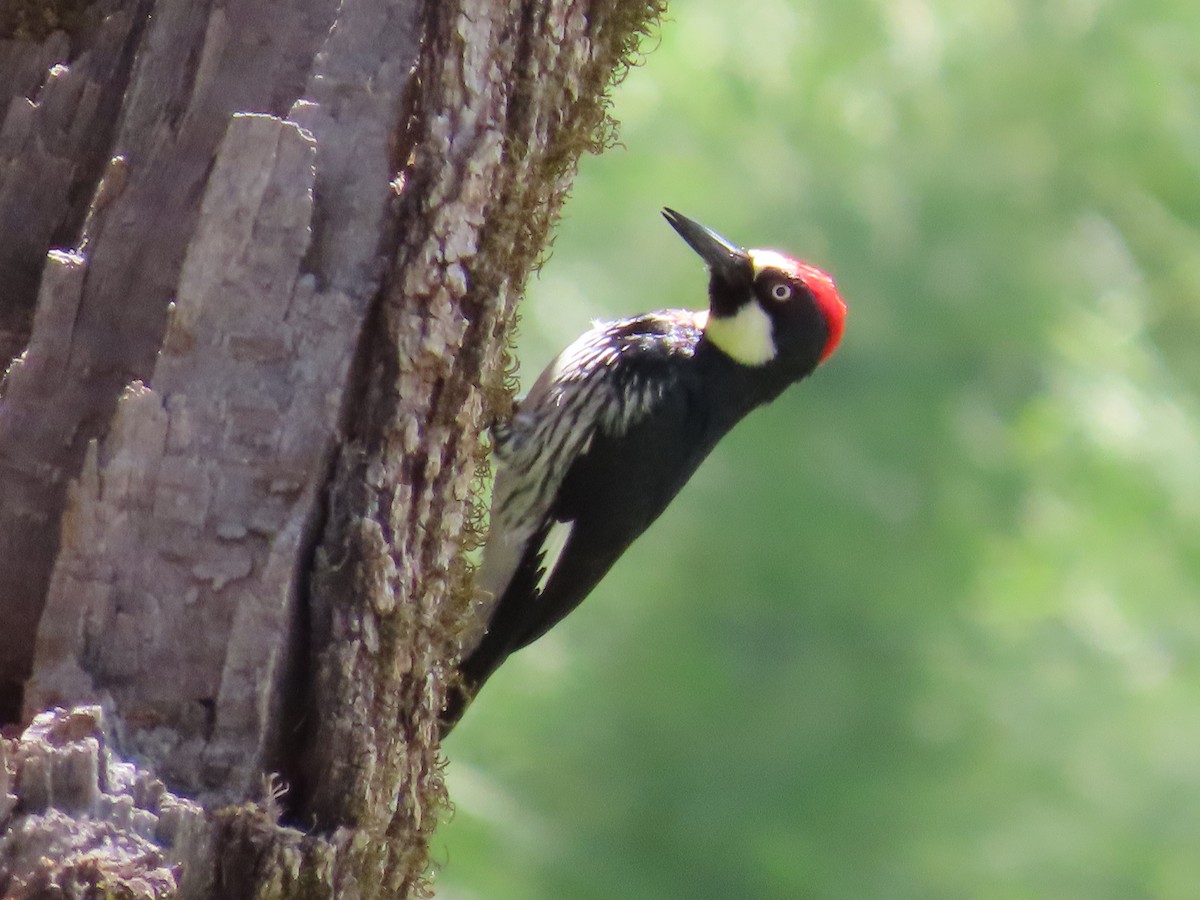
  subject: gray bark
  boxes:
[0,0,664,896]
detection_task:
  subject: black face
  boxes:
[707,259,756,319]
[750,265,830,375]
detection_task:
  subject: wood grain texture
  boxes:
[26,113,334,806]
[0,0,665,895]
[0,2,142,364]
[0,0,338,709]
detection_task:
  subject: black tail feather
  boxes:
[438,524,553,737]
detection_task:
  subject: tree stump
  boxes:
[0,1,664,895]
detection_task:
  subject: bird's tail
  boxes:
[437,535,551,737]
[438,634,509,737]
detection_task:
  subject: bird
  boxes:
[440,208,847,732]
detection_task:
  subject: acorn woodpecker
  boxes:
[441,209,846,731]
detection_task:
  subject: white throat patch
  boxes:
[705,301,775,366]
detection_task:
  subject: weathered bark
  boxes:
[0,0,343,719]
[0,0,663,896]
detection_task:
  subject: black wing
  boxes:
[446,311,712,723]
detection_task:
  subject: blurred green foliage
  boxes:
[434,1,1200,897]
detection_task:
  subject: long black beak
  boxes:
[662,208,751,285]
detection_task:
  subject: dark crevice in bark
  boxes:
[291,259,397,827]
[274,302,388,824]
[0,681,21,726]
[50,0,153,254]
[272,493,320,826]
[0,0,150,372]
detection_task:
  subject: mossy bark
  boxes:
[0,0,665,895]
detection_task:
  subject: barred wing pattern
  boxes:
[479,311,705,605]
[459,310,707,689]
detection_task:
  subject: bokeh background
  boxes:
[435,1,1200,897]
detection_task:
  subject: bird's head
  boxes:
[662,208,846,373]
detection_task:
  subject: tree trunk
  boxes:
[0,0,663,895]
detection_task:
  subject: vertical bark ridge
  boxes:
[303,0,666,892]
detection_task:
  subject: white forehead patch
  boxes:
[749,248,800,278]
[705,301,775,366]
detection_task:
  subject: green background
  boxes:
[435,1,1200,897]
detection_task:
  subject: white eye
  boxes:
[770,283,793,301]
